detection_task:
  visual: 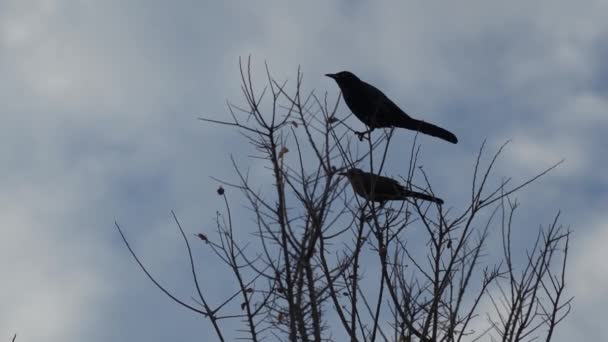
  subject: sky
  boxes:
[1,0,607,341]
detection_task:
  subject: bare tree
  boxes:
[116,58,572,342]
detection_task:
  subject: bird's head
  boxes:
[337,167,364,180]
[325,71,360,87]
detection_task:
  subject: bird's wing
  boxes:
[371,174,406,194]
[372,173,401,187]
[405,190,444,205]
[361,86,413,127]
[379,96,412,122]
[354,81,387,123]
[358,80,384,98]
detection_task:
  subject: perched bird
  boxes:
[326,71,458,144]
[339,168,443,205]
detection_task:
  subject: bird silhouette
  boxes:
[326,71,458,144]
[339,168,443,205]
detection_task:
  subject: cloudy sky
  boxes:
[1,0,607,341]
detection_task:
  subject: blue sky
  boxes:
[1,0,607,340]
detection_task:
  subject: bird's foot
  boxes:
[363,205,384,222]
[355,131,371,142]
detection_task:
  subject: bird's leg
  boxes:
[360,202,375,222]
[361,203,373,222]
[355,128,374,141]
[363,201,386,222]
[364,211,375,222]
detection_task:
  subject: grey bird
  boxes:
[326,71,458,144]
[339,168,444,205]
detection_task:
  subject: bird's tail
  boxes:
[405,190,444,205]
[404,119,458,144]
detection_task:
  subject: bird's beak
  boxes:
[337,171,347,176]
[325,73,336,79]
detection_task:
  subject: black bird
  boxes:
[326,71,458,144]
[339,168,444,205]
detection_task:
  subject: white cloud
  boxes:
[572,217,608,300]
[553,214,608,341]
[0,0,606,341]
